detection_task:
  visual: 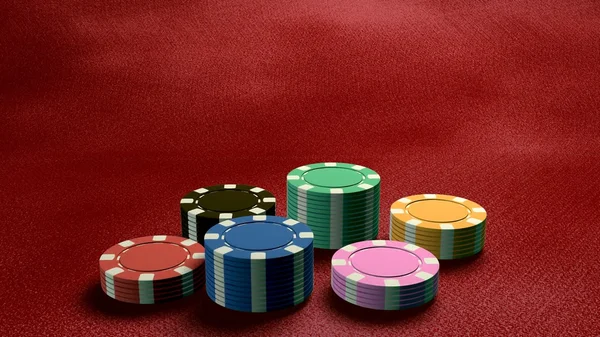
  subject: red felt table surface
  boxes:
[2,0,600,336]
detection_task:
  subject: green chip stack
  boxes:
[286,162,381,249]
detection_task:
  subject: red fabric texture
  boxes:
[2,0,600,335]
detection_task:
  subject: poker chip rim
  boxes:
[206,275,314,295]
[205,244,314,266]
[287,204,381,218]
[207,280,314,298]
[335,295,436,311]
[98,235,206,284]
[333,281,438,302]
[420,246,484,258]
[331,277,438,300]
[287,163,381,196]
[390,238,486,251]
[332,270,439,293]
[287,187,381,204]
[331,240,440,288]
[206,266,314,283]
[206,271,313,290]
[331,267,439,291]
[295,213,380,223]
[206,283,314,305]
[103,288,198,305]
[100,265,205,284]
[391,217,486,231]
[100,281,205,297]
[308,226,379,238]
[307,219,380,229]
[390,229,487,244]
[101,278,204,298]
[390,219,487,236]
[311,222,379,235]
[387,241,485,257]
[206,259,313,278]
[331,280,439,303]
[289,188,380,200]
[331,284,437,310]
[188,220,306,242]
[332,286,437,308]
[294,218,380,231]
[206,261,313,276]
[390,194,487,231]
[390,222,486,240]
[184,207,277,226]
[102,270,205,290]
[390,230,486,244]
[203,215,314,262]
[387,240,484,260]
[312,236,380,248]
[311,233,380,250]
[207,275,313,292]
[288,208,380,222]
[180,184,276,221]
[101,282,201,303]
[390,233,486,252]
[206,257,314,271]
[206,289,313,312]
[206,263,312,279]
[309,228,379,242]
[331,267,438,291]
[287,189,381,204]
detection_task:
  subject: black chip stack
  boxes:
[179,184,276,244]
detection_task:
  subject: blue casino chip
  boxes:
[204,215,314,312]
[206,277,314,301]
[204,215,313,261]
[206,287,313,313]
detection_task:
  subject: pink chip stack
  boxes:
[331,240,439,310]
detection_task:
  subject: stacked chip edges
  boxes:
[331,240,440,310]
[389,194,487,260]
[204,215,314,312]
[286,163,381,249]
[180,184,276,245]
[98,235,206,304]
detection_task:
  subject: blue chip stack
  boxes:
[204,215,314,312]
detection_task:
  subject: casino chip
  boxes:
[286,163,380,249]
[331,240,439,310]
[180,184,276,244]
[98,235,205,304]
[389,194,487,260]
[204,215,314,312]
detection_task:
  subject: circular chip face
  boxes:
[287,163,380,196]
[331,240,439,288]
[204,215,314,261]
[390,194,486,231]
[180,184,276,221]
[99,235,205,283]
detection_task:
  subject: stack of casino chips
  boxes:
[331,240,439,310]
[98,235,205,304]
[389,194,487,260]
[286,163,381,249]
[204,215,314,312]
[180,184,276,244]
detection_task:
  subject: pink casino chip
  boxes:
[331,240,439,289]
